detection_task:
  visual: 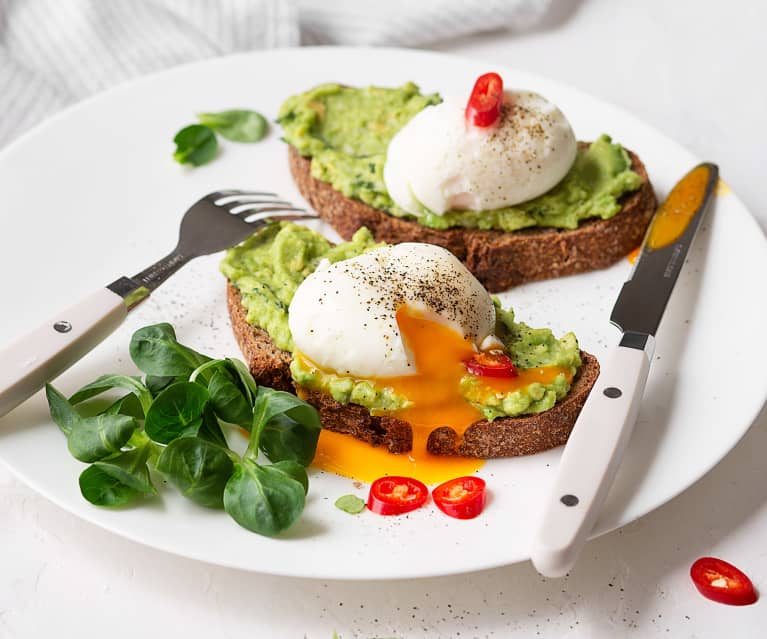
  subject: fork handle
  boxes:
[0,288,127,418]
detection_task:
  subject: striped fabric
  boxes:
[0,0,550,147]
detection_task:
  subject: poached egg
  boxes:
[289,242,495,483]
[288,242,495,378]
[383,90,577,216]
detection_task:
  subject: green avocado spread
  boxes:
[461,303,581,420]
[278,83,642,232]
[220,222,382,351]
[221,223,581,420]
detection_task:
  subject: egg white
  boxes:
[384,90,577,215]
[288,243,495,378]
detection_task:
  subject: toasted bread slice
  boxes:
[288,144,656,293]
[227,283,600,458]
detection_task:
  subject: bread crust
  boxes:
[226,283,600,458]
[288,144,657,293]
[227,282,293,393]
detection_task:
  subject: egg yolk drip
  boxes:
[647,164,712,250]
[386,306,482,433]
[312,306,571,484]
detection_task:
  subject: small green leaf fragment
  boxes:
[198,109,268,143]
[173,124,218,166]
[334,494,366,515]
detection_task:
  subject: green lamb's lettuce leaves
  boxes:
[69,374,153,415]
[156,437,234,508]
[250,386,321,465]
[46,322,321,539]
[144,381,209,444]
[173,124,218,166]
[129,323,211,378]
[78,441,156,506]
[223,459,306,536]
[46,384,137,463]
[197,109,268,143]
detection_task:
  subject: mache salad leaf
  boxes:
[46,322,321,536]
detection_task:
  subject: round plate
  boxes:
[0,47,765,580]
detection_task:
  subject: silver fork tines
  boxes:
[108,190,317,299]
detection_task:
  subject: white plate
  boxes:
[0,47,765,581]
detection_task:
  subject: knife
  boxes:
[530,162,719,578]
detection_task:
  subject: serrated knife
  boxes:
[530,162,719,578]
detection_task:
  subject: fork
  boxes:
[0,191,316,418]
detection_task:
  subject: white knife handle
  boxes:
[0,288,127,418]
[530,340,652,578]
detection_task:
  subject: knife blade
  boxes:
[530,162,719,578]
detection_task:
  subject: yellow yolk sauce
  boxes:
[647,164,712,250]
[476,366,573,399]
[313,430,483,485]
[386,307,483,434]
[715,178,731,197]
[313,306,484,484]
[311,306,566,484]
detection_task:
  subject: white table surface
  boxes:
[2,1,766,637]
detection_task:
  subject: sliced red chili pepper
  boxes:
[690,557,758,606]
[367,476,429,516]
[465,351,518,378]
[465,72,504,128]
[432,476,486,519]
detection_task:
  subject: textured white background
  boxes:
[2,0,766,637]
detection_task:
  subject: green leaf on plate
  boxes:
[130,323,210,378]
[197,109,268,143]
[173,124,218,166]
[223,459,305,536]
[144,381,209,444]
[334,494,366,515]
[156,437,234,508]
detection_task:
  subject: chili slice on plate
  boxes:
[432,476,486,519]
[465,72,504,128]
[465,351,518,378]
[690,557,758,606]
[367,476,429,516]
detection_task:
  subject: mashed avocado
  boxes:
[220,222,382,351]
[279,83,441,213]
[278,84,642,232]
[221,225,581,421]
[460,303,581,420]
[291,355,411,413]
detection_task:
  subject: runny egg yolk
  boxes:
[312,306,570,484]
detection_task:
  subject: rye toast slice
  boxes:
[288,144,656,293]
[227,283,599,458]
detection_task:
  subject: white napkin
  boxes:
[0,0,550,147]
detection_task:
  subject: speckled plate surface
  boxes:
[0,47,765,580]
